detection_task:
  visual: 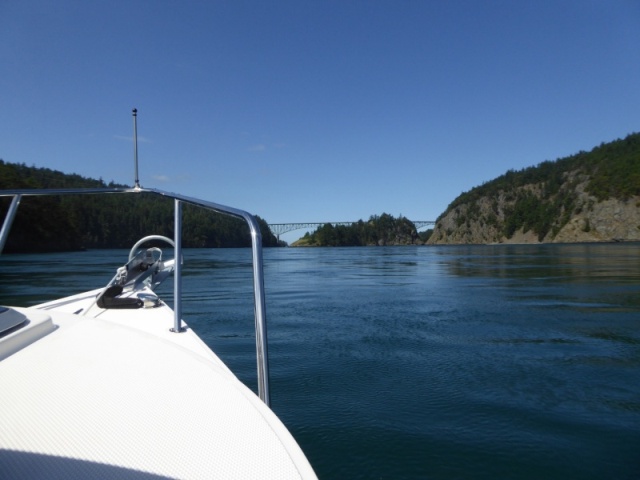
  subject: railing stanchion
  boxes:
[172,198,183,332]
[246,216,270,406]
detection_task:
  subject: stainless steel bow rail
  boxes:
[0,110,272,404]
[0,186,271,405]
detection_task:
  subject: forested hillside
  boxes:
[0,161,279,252]
[429,132,640,244]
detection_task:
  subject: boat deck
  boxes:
[0,305,315,479]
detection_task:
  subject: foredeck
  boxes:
[0,306,316,479]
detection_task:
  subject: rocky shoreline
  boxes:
[428,187,640,245]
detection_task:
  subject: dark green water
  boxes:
[1,244,639,479]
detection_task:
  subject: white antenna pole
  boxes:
[132,108,140,188]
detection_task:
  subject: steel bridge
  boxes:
[268,220,435,240]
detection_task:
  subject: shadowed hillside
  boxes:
[0,161,278,252]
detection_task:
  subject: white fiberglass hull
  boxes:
[0,295,316,479]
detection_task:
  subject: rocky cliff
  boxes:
[428,183,640,244]
[428,134,640,245]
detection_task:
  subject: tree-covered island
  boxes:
[292,214,432,247]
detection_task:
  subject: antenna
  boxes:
[132,108,140,189]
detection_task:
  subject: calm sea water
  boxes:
[1,244,639,479]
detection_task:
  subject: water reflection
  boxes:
[434,243,640,284]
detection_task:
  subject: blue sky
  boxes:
[1,1,639,243]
